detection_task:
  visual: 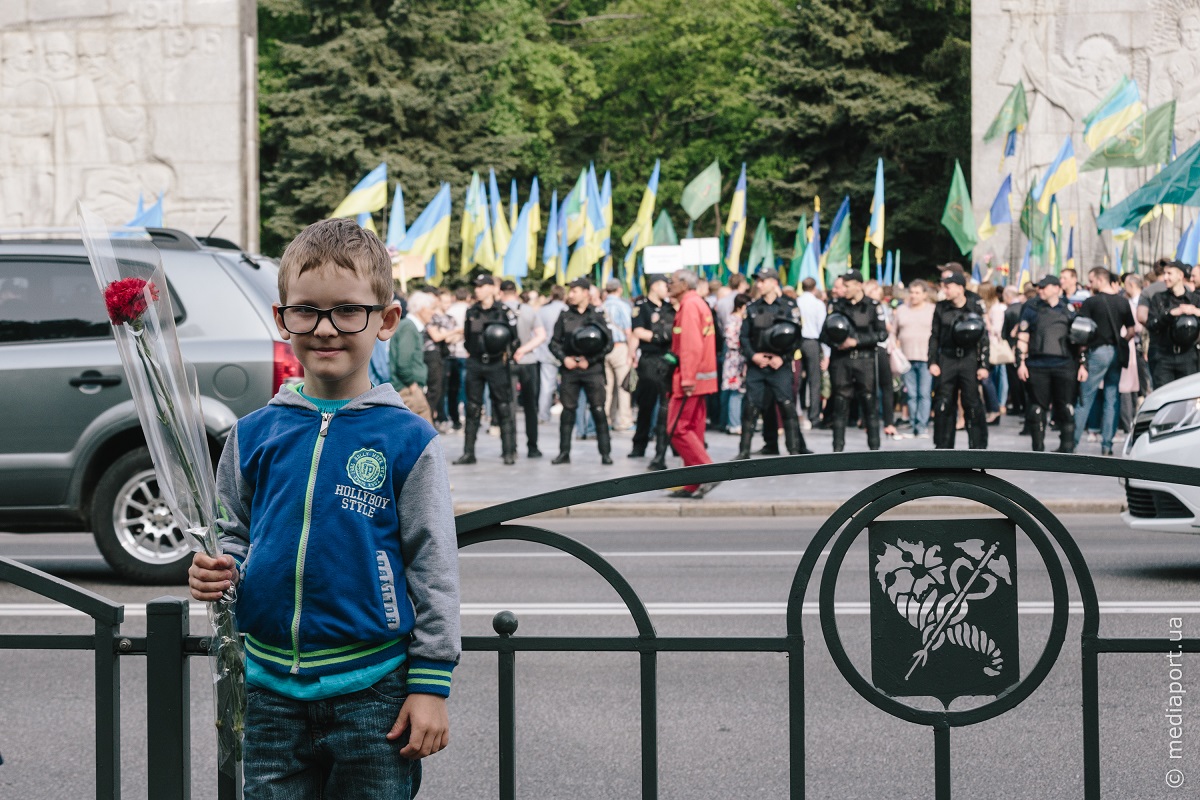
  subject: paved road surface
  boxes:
[1,515,1197,799]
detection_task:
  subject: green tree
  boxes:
[753,0,970,275]
[258,0,597,256]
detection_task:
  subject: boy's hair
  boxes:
[278,218,393,304]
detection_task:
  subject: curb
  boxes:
[453,499,1126,518]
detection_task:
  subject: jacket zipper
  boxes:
[289,411,333,673]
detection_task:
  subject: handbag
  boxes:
[889,343,912,376]
[989,337,1015,366]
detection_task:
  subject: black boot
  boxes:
[499,406,517,465]
[552,409,574,464]
[865,406,881,451]
[649,397,670,469]
[782,411,812,455]
[1056,418,1075,453]
[593,407,613,464]
[735,405,758,460]
[1029,410,1046,452]
[454,416,479,465]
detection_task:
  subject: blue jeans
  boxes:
[244,665,422,799]
[1075,344,1121,449]
[902,361,932,435]
[991,363,1009,409]
[721,388,743,429]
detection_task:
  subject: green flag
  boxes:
[1081,101,1175,172]
[861,237,871,280]
[789,214,807,287]
[1020,177,1046,258]
[941,160,977,255]
[652,209,678,245]
[680,160,722,220]
[747,218,769,272]
[765,230,775,272]
[983,82,1029,143]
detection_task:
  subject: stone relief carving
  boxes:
[974,0,1200,267]
[0,1,249,248]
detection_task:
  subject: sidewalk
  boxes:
[444,411,1129,517]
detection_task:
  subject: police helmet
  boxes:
[823,313,853,345]
[952,314,986,347]
[571,323,606,356]
[1068,316,1097,347]
[1171,314,1200,347]
[763,321,800,355]
[482,322,513,355]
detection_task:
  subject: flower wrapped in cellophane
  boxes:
[78,204,244,776]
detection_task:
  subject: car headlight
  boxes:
[1148,398,1200,441]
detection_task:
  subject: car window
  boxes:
[0,258,184,344]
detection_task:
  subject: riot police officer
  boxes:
[1016,275,1087,452]
[736,267,811,459]
[455,274,520,466]
[629,275,676,469]
[549,278,615,464]
[928,272,989,449]
[821,270,888,452]
[1145,259,1200,388]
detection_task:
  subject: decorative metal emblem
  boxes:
[869,519,1020,704]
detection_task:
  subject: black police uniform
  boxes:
[737,295,810,458]
[549,304,615,463]
[1018,297,1081,452]
[928,299,989,450]
[822,294,888,452]
[1145,288,1200,388]
[457,301,519,465]
[629,295,676,467]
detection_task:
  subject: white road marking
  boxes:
[3,600,1200,618]
[459,550,818,558]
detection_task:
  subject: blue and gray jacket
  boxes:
[216,384,460,696]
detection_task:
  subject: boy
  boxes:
[189,218,460,798]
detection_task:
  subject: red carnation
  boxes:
[104,277,159,325]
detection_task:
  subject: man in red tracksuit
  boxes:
[666,269,721,499]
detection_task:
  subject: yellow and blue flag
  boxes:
[1033,137,1077,213]
[385,183,406,250]
[509,180,519,232]
[1083,76,1143,150]
[460,175,479,271]
[867,158,885,256]
[543,189,559,280]
[724,163,748,273]
[883,251,894,285]
[355,212,377,234]
[396,183,452,283]
[599,170,613,258]
[1016,242,1031,289]
[125,191,163,228]
[621,160,660,268]
[1177,219,1200,265]
[822,196,852,278]
[332,162,388,218]
[503,197,533,279]
[563,169,588,245]
[489,169,511,261]
[527,178,541,274]
[977,174,1013,242]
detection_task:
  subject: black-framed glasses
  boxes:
[277,304,386,334]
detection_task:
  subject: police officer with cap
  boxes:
[455,274,520,465]
[1145,259,1200,387]
[928,272,989,449]
[629,274,676,469]
[821,270,888,451]
[549,277,615,464]
[1016,274,1087,452]
[735,267,812,459]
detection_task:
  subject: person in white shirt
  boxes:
[796,277,828,428]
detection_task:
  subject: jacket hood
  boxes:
[269,382,412,413]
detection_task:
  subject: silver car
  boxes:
[0,229,300,582]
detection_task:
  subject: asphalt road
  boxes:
[1,515,1197,799]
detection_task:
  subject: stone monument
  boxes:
[0,0,258,252]
[972,0,1200,272]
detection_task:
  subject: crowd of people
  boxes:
[373,257,1200,497]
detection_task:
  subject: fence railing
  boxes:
[4,451,1200,799]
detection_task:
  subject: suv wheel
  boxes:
[92,448,193,584]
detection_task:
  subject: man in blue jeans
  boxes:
[1075,267,1135,455]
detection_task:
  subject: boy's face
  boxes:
[273,265,400,400]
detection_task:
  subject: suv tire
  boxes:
[91,447,193,584]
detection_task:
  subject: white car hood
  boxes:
[1140,371,1200,413]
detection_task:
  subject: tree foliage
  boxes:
[258,0,971,277]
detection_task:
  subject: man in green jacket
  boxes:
[389,292,434,421]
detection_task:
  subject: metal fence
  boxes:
[3,451,1200,799]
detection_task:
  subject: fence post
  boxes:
[96,619,122,800]
[147,597,191,800]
